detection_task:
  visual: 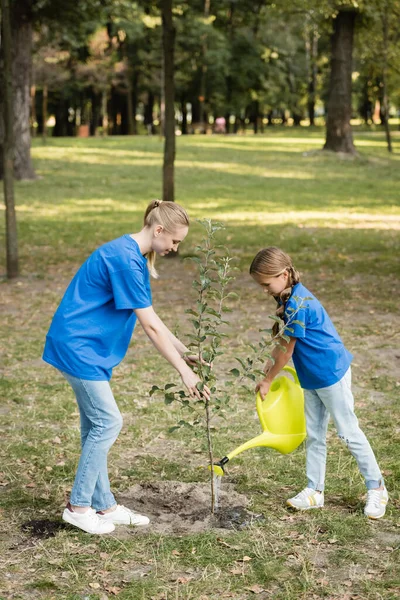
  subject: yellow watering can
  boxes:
[211,366,306,476]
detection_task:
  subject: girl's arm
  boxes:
[134,306,210,400]
[256,336,297,400]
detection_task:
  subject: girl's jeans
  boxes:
[61,371,123,511]
[304,367,383,492]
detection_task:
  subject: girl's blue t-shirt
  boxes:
[283,283,352,390]
[43,235,152,381]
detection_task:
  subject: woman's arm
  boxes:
[255,336,297,399]
[134,306,210,400]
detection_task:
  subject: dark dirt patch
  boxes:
[119,480,261,534]
[21,519,68,539]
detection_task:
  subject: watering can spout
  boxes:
[209,366,306,476]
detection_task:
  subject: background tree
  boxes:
[1,0,18,277]
[323,5,358,154]
[161,0,175,202]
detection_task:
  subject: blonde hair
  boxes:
[144,199,190,278]
[249,247,301,336]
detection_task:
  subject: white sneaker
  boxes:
[97,504,150,526]
[364,487,389,520]
[287,487,324,510]
[62,504,115,534]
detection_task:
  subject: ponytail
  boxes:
[143,200,189,278]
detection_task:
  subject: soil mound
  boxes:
[119,480,262,534]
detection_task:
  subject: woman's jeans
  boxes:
[61,371,123,511]
[304,368,383,492]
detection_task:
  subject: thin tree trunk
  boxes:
[181,96,187,134]
[199,0,210,134]
[1,0,19,277]
[161,0,176,202]
[381,1,392,153]
[305,17,318,126]
[30,83,36,137]
[323,8,357,154]
[101,90,109,135]
[42,84,48,143]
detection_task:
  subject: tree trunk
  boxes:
[161,0,176,203]
[1,0,19,277]
[42,84,48,142]
[101,90,109,135]
[323,8,357,154]
[305,19,318,126]
[144,90,154,134]
[199,0,210,134]
[30,83,36,137]
[181,96,187,134]
[381,1,392,153]
[1,0,36,179]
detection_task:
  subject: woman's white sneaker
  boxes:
[62,504,115,534]
[287,487,324,510]
[364,487,389,519]
[97,504,150,526]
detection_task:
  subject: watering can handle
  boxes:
[282,365,300,386]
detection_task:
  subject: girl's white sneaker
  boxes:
[364,487,389,519]
[97,504,150,526]
[287,487,324,510]
[62,504,115,534]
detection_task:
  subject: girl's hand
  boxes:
[181,368,211,401]
[255,379,271,401]
[183,354,212,368]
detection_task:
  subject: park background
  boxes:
[1,1,400,600]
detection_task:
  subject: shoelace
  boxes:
[366,489,382,508]
[296,488,315,500]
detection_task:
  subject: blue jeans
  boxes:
[61,371,123,511]
[304,368,383,492]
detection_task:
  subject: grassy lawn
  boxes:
[1,128,400,600]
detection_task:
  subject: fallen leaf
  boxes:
[229,568,243,575]
[343,580,353,587]
[328,538,338,544]
[171,549,181,556]
[246,584,264,594]
[89,582,100,589]
[100,552,109,559]
[52,436,62,444]
[241,556,252,562]
[104,585,121,595]
[176,577,193,584]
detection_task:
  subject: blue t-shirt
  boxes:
[43,235,152,381]
[283,283,352,390]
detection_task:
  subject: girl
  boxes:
[250,247,388,519]
[43,200,210,534]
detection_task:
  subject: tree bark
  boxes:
[1,0,19,277]
[0,0,35,180]
[161,0,176,203]
[323,8,357,154]
[199,0,210,134]
[381,1,392,153]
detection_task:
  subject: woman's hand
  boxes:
[183,354,212,368]
[255,378,271,401]
[181,367,211,401]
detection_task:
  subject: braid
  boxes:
[249,247,301,338]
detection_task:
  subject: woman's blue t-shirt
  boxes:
[283,283,352,390]
[43,235,152,381]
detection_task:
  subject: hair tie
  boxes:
[154,199,163,208]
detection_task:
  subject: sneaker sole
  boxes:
[365,512,386,520]
[286,501,324,511]
[62,511,115,534]
[100,519,150,526]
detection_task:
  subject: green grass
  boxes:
[1,128,400,599]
